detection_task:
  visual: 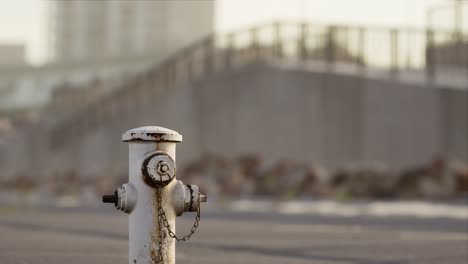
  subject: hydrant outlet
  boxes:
[184,184,207,212]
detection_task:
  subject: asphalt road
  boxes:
[0,205,466,264]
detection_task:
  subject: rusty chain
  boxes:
[154,187,201,264]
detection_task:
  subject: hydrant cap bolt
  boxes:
[158,162,169,173]
[122,126,182,142]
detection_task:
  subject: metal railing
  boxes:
[50,21,468,149]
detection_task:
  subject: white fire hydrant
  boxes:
[102,126,206,264]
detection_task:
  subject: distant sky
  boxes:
[0,0,458,65]
[0,0,47,65]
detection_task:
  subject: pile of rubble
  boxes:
[1,154,466,201]
[179,154,468,200]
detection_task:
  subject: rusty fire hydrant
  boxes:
[102,126,206,264]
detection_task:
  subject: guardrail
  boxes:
[50,21,468,149]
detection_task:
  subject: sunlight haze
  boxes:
[0,0,454,65]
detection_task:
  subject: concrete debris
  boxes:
[178,154,467,200]
[1,154,466,201]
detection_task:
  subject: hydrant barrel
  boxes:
[102,126,205,264]
[123,126,182,264]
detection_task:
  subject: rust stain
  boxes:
[146,133,165,141]
[124,131,180,142]
[151,190,159,263]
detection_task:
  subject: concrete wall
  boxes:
[441,88,468,163]
[1,64,466,179]
[192,65,466,169]
[362,79,443,168]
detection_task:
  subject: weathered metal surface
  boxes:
[122,126,182,142]
[127,136,178,264]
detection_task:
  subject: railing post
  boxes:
[298,23,308,61]
[101,99,110,126]
[358,27,366,72]
[140,74,152,106]
[454,31,464,67]
[107,93,118,123]
[204,36,214,75]
[171,60,178,89]
[326,26,336,71]
[225,33,234,69]
[148,71,160,98]
[160,63,169,93]
[93,103,102,129]
[390,29,399,78]
[186,54,194,82]
[273,22,283,59]
[122,84,133,116]
[250,27,259,62]
[133,78,144,111]
[425,29,435,83]
[166,60,175,90]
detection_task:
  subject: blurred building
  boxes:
[0,44,26,67]
[49,0,214,63]
[0,0,214,115]
[427,0,468,33]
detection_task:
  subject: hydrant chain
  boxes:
[156,187,202,242]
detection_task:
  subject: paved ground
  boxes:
[0,205,466,264]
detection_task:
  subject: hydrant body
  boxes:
[103,126,205,264]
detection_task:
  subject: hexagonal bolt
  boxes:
[158,161,170,175]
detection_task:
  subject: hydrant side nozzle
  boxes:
[102,192,118,206]
[183,185,207,212]
[117,183,137,214]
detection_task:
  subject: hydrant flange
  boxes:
[116,183,137,213]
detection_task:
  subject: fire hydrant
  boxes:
[102,126,206,264]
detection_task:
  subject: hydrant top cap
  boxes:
[122,126,182,142]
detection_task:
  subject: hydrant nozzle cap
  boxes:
[122,126,182,142]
